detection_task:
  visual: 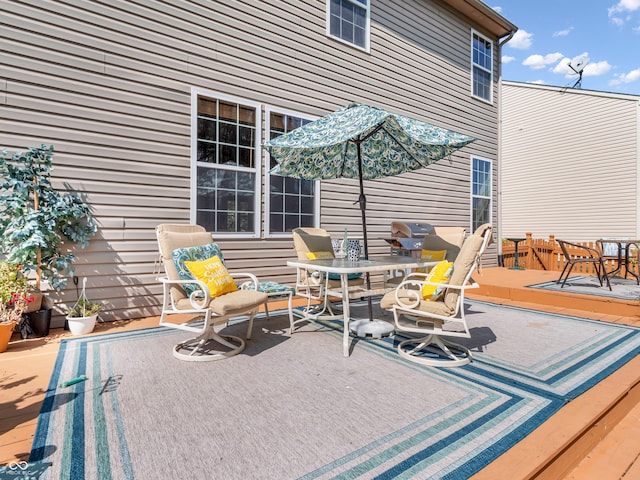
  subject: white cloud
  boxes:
[609,0,640,15]
[609,68,640,85]
[502,55,516,64]
[551,53,587,74]
[522,53,564,70]
[553,27,573,37]
[583,61,612,77]
[530,80,546,85]
[491,5,503,14]
[608,0,640,25]
[508,29,533,49]
[551,54,611,78]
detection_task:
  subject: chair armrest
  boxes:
[393,277,479,309]
[561,240,602,259]
[234,272,260,290]
[158,276,211,310]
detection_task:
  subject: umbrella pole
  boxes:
[356,142,375,324]
[349,141,393,339]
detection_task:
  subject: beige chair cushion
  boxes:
[380,289,454,317]
[156,224,215,300]
[443,223,491,309]
[175,289,267,315]
[421,226,466,261]
[292,228,335,260]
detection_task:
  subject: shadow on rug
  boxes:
[26,301,640,479]
[527,275,640,301]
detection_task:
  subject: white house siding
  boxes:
[1,0,506,325]
[501,81,640,244]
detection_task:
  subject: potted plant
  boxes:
[0,262,33,352]
[65,297,103,335]
[0,144,97,337]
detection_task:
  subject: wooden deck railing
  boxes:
[501,233,639,275]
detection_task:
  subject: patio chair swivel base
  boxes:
[398,335,471,367]
[173,329,246,362]
[349,318,394,338]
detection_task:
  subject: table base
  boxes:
[349,318,394,338]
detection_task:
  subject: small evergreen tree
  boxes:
[0,144,97,291]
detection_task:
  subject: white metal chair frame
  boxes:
[156,224,267,362]
[290,227,365,332]
[387,224,493,367]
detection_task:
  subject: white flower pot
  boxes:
[66,314,98,335]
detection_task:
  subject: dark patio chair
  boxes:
[557,240,611,291]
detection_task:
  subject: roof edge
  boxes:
[439,0,518,39]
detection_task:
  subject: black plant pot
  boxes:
[20,308,52,339]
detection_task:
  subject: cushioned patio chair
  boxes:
[385,226,466,287]
[156,224,268,361]
[380,223,493,367]
[557,239,611,291]
[291,227,364,331]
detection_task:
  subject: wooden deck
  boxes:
[1,267,639,479]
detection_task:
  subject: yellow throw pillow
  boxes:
[416,249,447,273]
[184,255,238,298]
[306,251,335,260]
[421,260,454,301]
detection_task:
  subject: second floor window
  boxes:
[471,31,493,102]
[327,0,370,51]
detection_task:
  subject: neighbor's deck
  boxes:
[1,267,639,479]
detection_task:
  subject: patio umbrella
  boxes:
[264,103,475,335]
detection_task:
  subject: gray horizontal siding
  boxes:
[501,81,640,243]
[1,0,501,326]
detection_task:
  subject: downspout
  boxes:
[496,30,515,263]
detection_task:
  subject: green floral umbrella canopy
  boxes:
[265,103,474,330]
[265,103,475,258]
[265,103,475,181]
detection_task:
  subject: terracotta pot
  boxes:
[66,314,98,335]
[0,321,16,353]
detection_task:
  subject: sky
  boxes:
[492,0,640,96]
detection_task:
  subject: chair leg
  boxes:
[246,309,257,340]
[559,263,575,288]
[599,261,612,291]
[557,263,570,285]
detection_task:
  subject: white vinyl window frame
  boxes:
[470,30,494,104]
[326,0,371,53]
[190,87,262,238]
[264,106,321,238]
[470,156,493,233]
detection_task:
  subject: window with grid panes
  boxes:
[327,0,370,51]
[266,110,318,235]
[472,31,493,102]
[194,94,260,235]
[471,157,492,232]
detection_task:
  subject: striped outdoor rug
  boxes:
[28,301,640,479]
[528,275,640,301]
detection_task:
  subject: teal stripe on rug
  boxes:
[92,342,112,480]
[29,302,640,479]
[30,340,68,463]
[104,339,135,480]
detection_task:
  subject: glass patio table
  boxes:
[287,255,437,357]
[597,238,640,283]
